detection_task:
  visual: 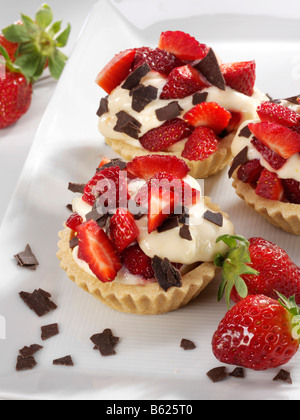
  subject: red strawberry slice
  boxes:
[282,179,300,204]
[158,31,209,61]
[148,184,180,233]
[248,121,300,159]
[121,244,154,279]
[160,65,210,100]
[221,61,256,96]
[257,101,300,127]
[251,137,287,170]
[181,127,219,161]
[132,47,183,76]
[183,102,232,134]
[95,49,136,94]
[255,168,284,201]
[126,155,190,180]
[109,208,140,253]
[237,159,263,185]
[226,111,242,133]
[65,213,83,232]
[139,118,194,152]
[77,220,122,283]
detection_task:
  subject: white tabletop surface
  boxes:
[0,0,97,225]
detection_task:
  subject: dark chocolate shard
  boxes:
[130,84,158,113]
[180,339,196,350]
[19,344,43,359]
[66,203,73,212]
[96,96,109,117]
[98,158,127,171]
[157,217,179,233]
[41,323,59,341]
[14,245,39,269]
[114,111,141,139]
[273,369,292,384]
[284,95,300,105]
[194,49,225,91]
[192,91,208,105]
[179,224,193,241]
[68,183,86,194]
[122,63,151,90]
[238,125,252,139]
[228,146,249,179]
[155,101,183,121]
[151,256,182,292]
[19,289,57,317]
[229,367,245,379]
[16,355,37,372]
[207,367,228,383]
[53,355,74,367]
[69,236,79,249]
[203,210,223,227]
[90,329,119,357]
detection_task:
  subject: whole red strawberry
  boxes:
[0,34,18,61]
[212,294,300,371]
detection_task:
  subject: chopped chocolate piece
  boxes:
[53,355,74,366]
[203,210,223,227]
[66,204,73,212]
[19,288,57,317]
[69,236,79,249]
[155,101,183,121]
[229,367,245,379]
[16,355,37,372]
[206,367,228,383]
[96,96,109,117]
[41,323,59,341]
[238,125,252,139]
[98,158,127,171]
[179,224,192,241]
[122,63,151,90]
[192,91,208,105]
[85,207,105,222]
[180,339,196,350]
[19,344,43,359]
[273,369,292,384]
[152,256,182,292]
[157,217,179,233]
[14,244,39,269]
[130,84,158,113]
[194,49,225,91]
[90,328,119,357]
[68,183,86,194]
[284,95,300,105]
[114,110,141,139]
[228,146,249,179]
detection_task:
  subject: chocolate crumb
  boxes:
[66,204,73,212]
[228,146,249,178]
[19,344,43,359]
[14,245,39,270]
[155,101,183,122]
[41,323,59,341]
[207,367,228,383]
[238,125,252,139]
[229,367,245,379]
[53,355,74,367]
[16,356,37,372]
[96,96,109,117]
[180,339,196,350]
[203,210,223,227]
[179,224,192,241]
[68,183,86,194]
[151,256,182,292]
[273,369,292,384]
[192,92,208,105]
[69,236,79,249]
[90,329,119,357]
[194,49,225,91]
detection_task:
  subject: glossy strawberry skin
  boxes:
[158,31,209,61]
[121,244,154,279]
[0,34,18,61]
[126,155,190,180]
[282,179,300,204]
[181,127,219,161]
[237,159,263,185]
[212,294,299,371]
[251,137,287,170]
[183,102,232,134]
[132,47,183,76]
[255,168,284,201]
[221,60,256,96]
[65,213,83,232]
[257,101,300,128]
[109,208,139,253]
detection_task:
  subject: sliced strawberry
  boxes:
[109,208,140,253]
[95,49,136,94]
[282,179,300,204]
[181,127,219,162]
[148,184,180,233]
[251,137,287,170]
[121,244,154,279]
[255,168,284,201]
[160,65,210,100]
[183,102,232,134]
[139,118,194,152]
[226,111,242,133]
[257,102,300,127]
[158,31,209,61]
[126,155,190,180]
[221,61,256,96]
[65,213,83,232]
[248,121,300,159]
[77,220,121,283]
[132,47,183,76]
[237,159,264,185]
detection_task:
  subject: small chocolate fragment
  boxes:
[122,63,151,90]
[238,125,252,139]
[66,204,73,212]
[130,84,158,113]
[85,207,105,222]
[151,256,182,292]
[69,236,79,249]
[41,323,59,341]
[96,96,109,117]
[157,217,179,233]
[53,355,74,367]
[114,110,141,139]
[98,158,127,171]
[16,355,37,372]
[273,369,292,384]
[19,344,43,359]
[203,210,223,227]
[207,367,228,383]
[284,95,300,105]
[14,245,39,270]
[228,146,249,179]
[155,101,183,122]
[20,289,54,317]
[179,224,192,241]
[180,339,196,350]
[68,183,86,194]
[194,49,225,91]
[229,367,245,379]
[192,91,208,105]
[90,328,119,357]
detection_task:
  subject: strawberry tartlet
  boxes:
[96,31,267,179]
[229,97,300,235]
[57,155,234,315]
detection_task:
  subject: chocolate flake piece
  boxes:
[90,329,119,357]
[238,125,252,139]
[14,244,39,269]
[69,236,79,249]
[66,204,73,212]
[114,110,141,139]
[229,367,245,379]
[192,91,208,105]
[203,210,223,227]
[96,96,109,117]
[180,339,196,350]
[152,256,182,292]
[16,355,37,372]
[157,217,179,233]
[98,158,127,171]
[130,84,158,113]
[41,323,59,341]
[228,146,249,179]
[195,49,225,91]
[19,288,57,317]
[85,207,105,222]
[155,101,183,122]
[53,355,74,367]
[284,95,300,105]
[179,224,192,241]
[207,367,228,383]
[19,344,43,359]
[68,183,86,194]
[273,369,292,384]
[122,63,151,90]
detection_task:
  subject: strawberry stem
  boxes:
[277,292,300,341]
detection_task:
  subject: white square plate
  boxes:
[0,0,300,400]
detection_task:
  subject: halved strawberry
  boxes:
[126,155,190,180]
[183,102,232,134]
[181,127,219,161]
[77,220,122,283]
[257,101,300,127]
[255,168,284,201]
[158,31,209,61]
[139,118,194,152]
[148,184,180,233]
[160,65,209,100]
[221,61,256,96]
[95,49,136,94]
[248,121,300,159]
[109,208,140,253]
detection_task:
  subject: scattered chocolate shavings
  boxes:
[179,224,192,241]
[194,49,225,91]
[14,245,39,270]
[192,91,208,105]
[16,355,37,372]
[180,339,196,350]
[203,210,223,227]
[228,146,249,179]
[69,236,79,249]
[19,344,43,359]
[273,369,292,384]
[122,63,151,90]
[229,367,245,379]
[98,158,127,171]
[68,183,86,194]
[157,217,179,233]
[53,355,74,367]
[19,289,57,317]
[238,125,252,139]
[130,84,158,113]
[151,256,182,292]
[155,101,183,121]
[90,328,119,357]
[114,110,141,139]
[96,96,109,117]
[41,323,59,341]
[207,367,228,383]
